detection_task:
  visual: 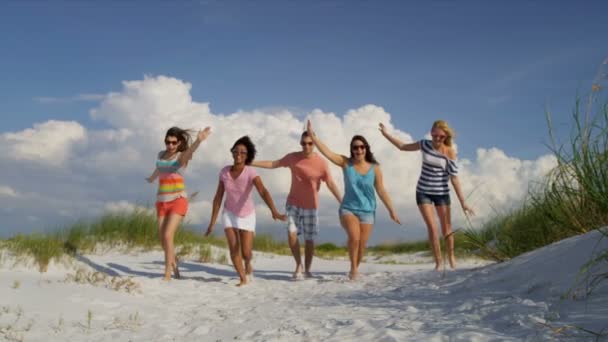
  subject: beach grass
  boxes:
[464,77,608,261]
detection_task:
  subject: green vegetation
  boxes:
[464,80,608,261]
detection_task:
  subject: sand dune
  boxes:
[1,230,606,341]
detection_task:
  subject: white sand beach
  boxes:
[1,230,607,341]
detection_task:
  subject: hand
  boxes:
[378,122,388,135]
[390,210,401,225]
[462,203,475,217]
[205,225,214,237]
[197,127,212,141]
[145,176,155,183]
[306,119,315,136]
[272,211,287,222]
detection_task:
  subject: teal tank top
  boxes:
[341,161,376,213]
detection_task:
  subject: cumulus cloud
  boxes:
[0,120,87,166]
[0,185,18,197]
[0,75,558,242]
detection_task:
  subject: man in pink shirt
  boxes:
[252,132,342,278]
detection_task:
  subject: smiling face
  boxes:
[164,135,181,153]
[300,136,314,157]
[231,144,248,165]
[350,139,367,162]
[430,127,448,145]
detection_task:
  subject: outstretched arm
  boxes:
[145,168,160,183]
[253,176,287,221]
[178,127,212,166]
[250,160,281,169]
[205,181,225,236]
[374,165,401,225]
[307,120,348,167]
[379,123,420,151]
[325,179,342,204]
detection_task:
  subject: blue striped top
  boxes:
[416,140,458,196]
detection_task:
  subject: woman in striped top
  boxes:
[146,126,211,281]
[380,120,474,270]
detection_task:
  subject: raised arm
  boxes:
[447,149,475,217]
[373,165,401,225]
[253,176,287,221]
[250,160,281,169]
[307,120,348,167]
[379,123,420,151]
[178,127,212,166]
[205,180,225,236]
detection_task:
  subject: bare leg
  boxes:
[341,214,362,280]
[356,224,373,269]
[304,240,314,277]
[239,229,254,280]
[288,231,303,278]
[161,214,184,280]
[418,204,442,270]
[225,228,247,286]
[436,205,455,269]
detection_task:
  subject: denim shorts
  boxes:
[339,207,375,224]
[416,191,451,206]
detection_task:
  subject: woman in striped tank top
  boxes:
[307,120,401,281]
[146,126,211,281]
[380,120,474,270]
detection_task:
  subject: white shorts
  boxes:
[222,210,256,232]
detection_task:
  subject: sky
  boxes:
[0,0,606,244]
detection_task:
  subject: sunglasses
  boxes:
[232,150,248,155]
[351,144,366,151]
[165,140,179,146]
[432,135,447,139]
[300,141,313,146]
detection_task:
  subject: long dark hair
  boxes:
[350,135,378,164]
[165,127,192,152]
[231,136,257,165]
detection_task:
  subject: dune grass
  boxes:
[464,79,608,261]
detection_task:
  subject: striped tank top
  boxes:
[156,152,186,202]
[341,161,377,213]
[416,140,458,196]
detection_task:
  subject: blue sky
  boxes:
[0,1,606,242]
[2,1,606,159]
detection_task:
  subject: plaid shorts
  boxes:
[285,204,319,241]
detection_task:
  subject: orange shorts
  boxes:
[156,197,188,217]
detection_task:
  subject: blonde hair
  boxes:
[432,120,455,147]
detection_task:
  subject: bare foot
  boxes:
[172,257,181,279]
[434,264,442,271]
[292,264,303,280]
[304,271,313,279]
[449,256,457,269]
[348,270,359,281]
[236,278,249,287]
[163,270,172,281]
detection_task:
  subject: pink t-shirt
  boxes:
[278,152,333,209]
[220,165,258,217]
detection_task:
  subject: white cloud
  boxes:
[1,120,87,166]
[104,200,152,215]
[0,185,18,197]
[0,75,558,242]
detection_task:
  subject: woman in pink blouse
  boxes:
[205,136,286,286]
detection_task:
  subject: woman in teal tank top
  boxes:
[307,120,401,280]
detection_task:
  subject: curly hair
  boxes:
[350,135,379,164]
[231,136,257,165]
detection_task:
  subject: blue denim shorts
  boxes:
[416,191,451,206]
[339,207,375,224]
